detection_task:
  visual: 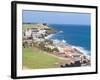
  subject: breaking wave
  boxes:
[52,39,90,58]
[45,30,63,39]
[45,34,55,39]
[52,39,67,44]
[59,31,63,33]
[45,31,90,59]
[72,45,90,59]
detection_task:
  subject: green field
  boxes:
[22,47,62,69]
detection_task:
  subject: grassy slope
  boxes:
[23,47,61,69]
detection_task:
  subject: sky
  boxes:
[22,10,91,25]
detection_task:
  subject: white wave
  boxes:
[45,34,55,39]
[45,33,90,59]
[62,40,66,43]
[72,45,90,59]
[59,31,63,33]
[52,39,67,44]
[52,39,68,48]
[52,39,60,44]
[55,31,63,35]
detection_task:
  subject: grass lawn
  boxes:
[22,47,62,69]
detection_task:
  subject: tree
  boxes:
[52,48,59,52]
[39,42,45,50]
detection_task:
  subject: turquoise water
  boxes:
[49,24,91,54]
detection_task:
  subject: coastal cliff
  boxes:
[23,23,90,67]
[23,23,56,34]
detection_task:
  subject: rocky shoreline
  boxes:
[23,23,91,67]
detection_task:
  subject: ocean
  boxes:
[48,24,91,55]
